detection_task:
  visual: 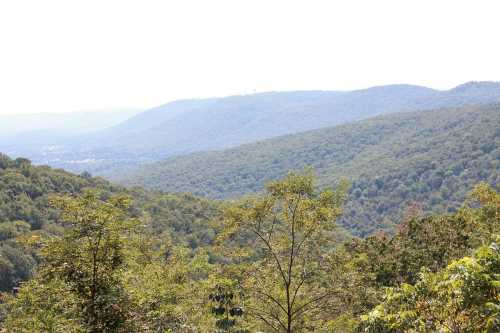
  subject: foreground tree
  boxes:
[40,191,137,332]
[361,241,500,332]
[360,184,500,332]
[122,243,216,332]
[221,171,347,332]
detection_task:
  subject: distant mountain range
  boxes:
[115,103,500,236]
[1,81,500,176]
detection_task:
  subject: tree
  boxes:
[122,243,215,332]
[464,181,500,245]
[221,171,347,332]
[361,241,500,332]
[346,183,500,290]
[1,279,85,332]
[0,220,31,241]
[41,190,138,332]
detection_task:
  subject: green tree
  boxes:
[41,190,138,332]
[0,220,31,241]
[221,171,347,332]
[464,181,500,245]
[122,243,215,332]
[2,279,85,332]
[347,183,500,289]
[361,241,500,332]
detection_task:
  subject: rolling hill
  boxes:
[0,153,225,290]
[95,81,500,156]
[116,103,500,236]
[3,81,500,175]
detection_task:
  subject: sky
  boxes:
[1,0,500,115]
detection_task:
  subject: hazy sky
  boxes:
[1,0,499,115]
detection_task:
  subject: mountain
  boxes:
[3,81,500,175]
[116,103,500,236]
[71,81,500,156]
[94,85,432,155]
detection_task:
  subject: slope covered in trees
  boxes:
[118,103,500,236]
[1,171,498,332]
[82,81,500,157]
[0,154,222,292]
[3,81,500,176]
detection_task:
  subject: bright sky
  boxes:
[1,0,499,115]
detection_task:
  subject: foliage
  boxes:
[0,156,498,332]
[220,171,347,332]
[39,191,138,332]
[119,103,500,236]
[342,182,499,293]
[361,242,500,332]
[0,243,36,291]
[1,190,214,332]
[0,153,222,291]
[208,283,247,333]
[349,213,474,287]
[465,181,500,244]
[1,279,85,332]
[122,244,215,332]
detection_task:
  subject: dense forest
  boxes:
[0,156,498,332]
[0,154,224,293]
[118,103,500,236]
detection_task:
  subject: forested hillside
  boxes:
[119,103,500,236]
[0,154,222,292]
[1,170,498,332]
[3,81,500,176]
[88,81,500,157]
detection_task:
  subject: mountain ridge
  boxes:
[2,81,500,176]
[115,102,500,235]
